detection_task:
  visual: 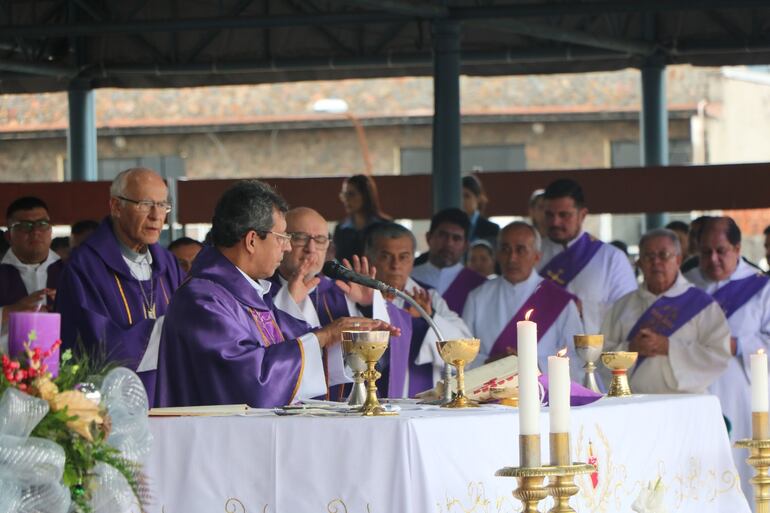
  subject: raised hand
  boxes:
[405,286,432,319]
[2,289,48,323]
[334,255,376,306]
[287,254,321,304]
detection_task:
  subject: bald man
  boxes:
[56,168,184,400]
[267,207,411,400]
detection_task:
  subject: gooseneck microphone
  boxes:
[322,259,451,403]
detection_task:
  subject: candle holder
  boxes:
[546,432,595,513]
[736,412,770,513]
[496,435,559,513]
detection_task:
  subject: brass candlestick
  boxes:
[342,330,395,416]
[600,351,638,397]
[436,338,481,408]
[546,432,595,513]
[574,335,603,393]
[496,435,559,513]
[736,411,770,513]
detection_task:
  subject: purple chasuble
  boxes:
[627,286,715,372]
[540,233,603,288]
[487,280,577,362]
[442,267,487,315]
[538,375,603,407]
[55,217,184,401]
[0,259,64,310]
[713,273,769,319]
[155,246,313,408]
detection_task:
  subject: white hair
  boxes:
[639,228,682,255]
[109,168,162,198]
[499,221,542,252]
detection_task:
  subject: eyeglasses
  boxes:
[9,219,52,233]
[640,251,676,263]
[257,230,292,247]
[289,232,330,248]
[117,196,172,213]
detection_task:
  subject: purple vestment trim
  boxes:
[628,286,714,371]
[487,280,577,362]
[442,267,487,315]
[539,374,603,407]
[713,273,769,319]
[540,233,603,288]
[384,301,413,398]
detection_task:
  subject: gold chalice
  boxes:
[574,335,604,393]
[600,351,638,397]
[342,330,395,416]
[436,338,481,408]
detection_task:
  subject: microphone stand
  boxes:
[383,286,453,405]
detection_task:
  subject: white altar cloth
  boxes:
[144,394,749,513]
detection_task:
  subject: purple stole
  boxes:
[713,273,769,319]
[628,287,714,371]
[0,259,64,309]
[487,280,576,361]
[442,267,487,315]
[382,302,414,398]
[540,233,603,288]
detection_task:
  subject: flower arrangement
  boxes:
[0,338,151,513]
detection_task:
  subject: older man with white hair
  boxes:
[56,168,185,400]
[601,228,731,394]
[463,221,584,374]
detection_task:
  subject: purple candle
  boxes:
[8,312,61,378]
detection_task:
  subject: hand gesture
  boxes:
[334,256,376,306]
[314,316,401,348]
[2,289,49,323]
[287,254,321,304]
[629,328,669,357]
[405,286,432,319]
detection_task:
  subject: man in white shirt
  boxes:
[537,178,637,333]
[366,222,472,396]
[1,197,63,352]
[602,228,731,393]
[411,208,486,315]
[463,222,584,375]
[685,217,770,504]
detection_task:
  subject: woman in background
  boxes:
[462,175,499,247]
[333,174,391,262]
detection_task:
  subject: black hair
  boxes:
[71,219,99,235]
[665,220,689,234]
[428,208,470,238]
[6,197,49,220]
[211,180,289,248]
[543,179,585,208]
[168,236,204,251]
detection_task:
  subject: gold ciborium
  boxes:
[342,330,395,416]
[600,351,638,397]
[574,335,604,393]
[436,338,481,408]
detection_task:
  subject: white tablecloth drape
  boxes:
[144,394,749,513]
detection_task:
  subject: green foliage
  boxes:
[5,347,144,513]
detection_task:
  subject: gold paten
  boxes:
[436,338,481,408]
[342,330,395,416]
[600,351,638,397]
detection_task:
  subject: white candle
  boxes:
[751,350,768,412]
[518,310,540,435]
[548,348,571,433]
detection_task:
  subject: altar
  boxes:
[144,394,749,513]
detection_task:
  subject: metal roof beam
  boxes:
[0,58,75,77]
[478,19,656,56]
[332,0,447,18]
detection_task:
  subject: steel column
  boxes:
[431,20,462,212]
[641,57,669,229]
[67,84,98,181]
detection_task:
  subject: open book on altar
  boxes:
[417,355,521,402]
[149,404,253,416]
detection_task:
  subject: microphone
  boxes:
[322,260,394,294]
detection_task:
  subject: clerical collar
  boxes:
[1,248,59,269]
[118,241,153,265]
[236,267,272,298]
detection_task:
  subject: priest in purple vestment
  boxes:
[155,180,398,408]
[55,168,184,400]
[411,208,487,316]
[1,197,63,352]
